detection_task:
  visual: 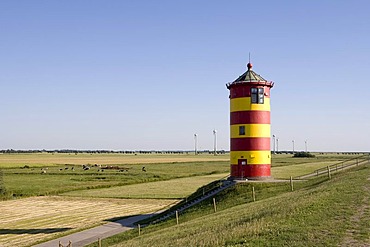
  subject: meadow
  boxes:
[0,152,355,198]
[0,153,229,198]
[62,173,228,199]
[92,165,370,247]
[0,152,229,168]
[0,152,365,246]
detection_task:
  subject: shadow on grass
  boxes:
[0,228,72,235]
[104,214,157,227]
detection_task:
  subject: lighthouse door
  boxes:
[238,159,248,179]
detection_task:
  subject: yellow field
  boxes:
[0,196,177,247]
[0,153,228,168]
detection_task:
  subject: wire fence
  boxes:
[293,154,370,180]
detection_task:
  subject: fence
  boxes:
[294,154,370,180]
[139,175,231,225]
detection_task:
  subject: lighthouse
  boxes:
[226,62,274,180]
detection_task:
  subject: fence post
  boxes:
[213,198,217,213]
[356,158,359,166]
[176,210,179,225]
[138,224,141,236]
[98,238,102,247]
[327,166,331,179]
[252,186,256,202]
[290,176,294,191]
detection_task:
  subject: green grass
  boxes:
[0,152,228,168]
[1,161,229,198]
[271,154,359,179]
[272,161,340,178]
[62,173,228,199]
[271,153,357,167]
[1,153,367,246]
[0,153,357,199]
[90,164,370,247]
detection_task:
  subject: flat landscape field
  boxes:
[0,152,229,168]
[62,173,228,199]
[0,196,176,247]
[0,152,362,246]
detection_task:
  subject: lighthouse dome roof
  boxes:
[233,63,267,83]
[226,63,273,89]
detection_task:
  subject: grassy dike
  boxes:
[90,165,369,247]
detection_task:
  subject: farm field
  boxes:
[1,153,356,198]
[1,155,229,198]
[0,152,364,246]
[0,196,177,247]
[0,152,229,168]
[62,173,229,199]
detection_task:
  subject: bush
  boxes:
[0,170,6,195]
[293,152,315,158]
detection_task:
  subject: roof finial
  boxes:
[247,52,252,70]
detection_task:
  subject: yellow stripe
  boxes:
[230,124,270,138]
[230,151,271,165]
[230,97,270,112]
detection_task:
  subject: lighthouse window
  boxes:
[251,88,264,104]
[239,126,246,135]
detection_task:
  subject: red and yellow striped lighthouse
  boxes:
[226,62,274,180]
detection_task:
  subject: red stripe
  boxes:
[230,138,270,151]
[230,164,271,178]
[230,111,270,125]
[229,85,271,99]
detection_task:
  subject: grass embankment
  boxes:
[271,154,356,179]
[92,165,369,247]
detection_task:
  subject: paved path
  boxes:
[33,214,153,247]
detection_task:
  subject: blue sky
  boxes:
[0,1,369,152]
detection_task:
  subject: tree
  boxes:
[293,152,315,158]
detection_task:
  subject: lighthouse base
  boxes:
[230,164,271,180]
